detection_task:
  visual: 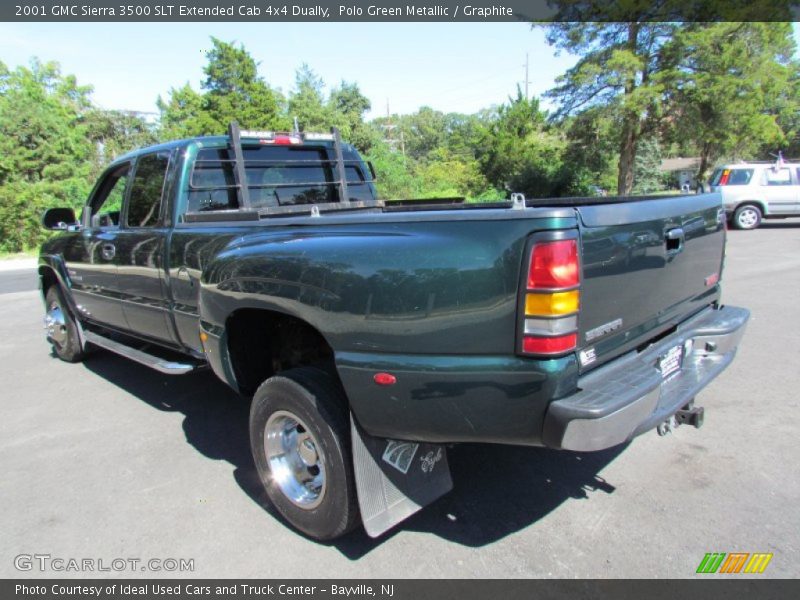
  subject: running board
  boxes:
[83,330,203,375]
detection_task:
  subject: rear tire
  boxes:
[44,285,86,363]
[732,204,762,230]
[249,367,359,540]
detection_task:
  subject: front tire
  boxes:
[249,367,359,540]
[732,204,762,230]
[44,285,86,363]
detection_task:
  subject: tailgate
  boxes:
[576,194,726,371]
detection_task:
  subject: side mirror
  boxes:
[42,207,78,231]
[367,161,378,182]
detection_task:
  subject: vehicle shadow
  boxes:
[757,221,800,229]
[83,353,625,559]
[334,443,623,558]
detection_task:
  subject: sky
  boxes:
[0,22,577,118]
[1,22,799,121]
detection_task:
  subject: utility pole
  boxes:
[523,53,531,100]
[382,99,398,149]
[381,99,406,165]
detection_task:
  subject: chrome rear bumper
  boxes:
[542,305,749,451]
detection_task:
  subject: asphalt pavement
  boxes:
[1,226,798,578]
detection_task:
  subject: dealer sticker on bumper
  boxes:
[658,344,684,379]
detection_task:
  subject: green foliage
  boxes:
[415,148,493,199]
[157,83,213,139]
[364,140,419,200]
[289,64,333,132]
[83,109,158,178]
[5,28,800,253]
[398,107,448,161]
[544,21,678,195]
[664,22,799,179]
[0,59,95,251]
[543,18,800,194]
[559,109,618,195]
[327,81,378,152]
[477,90,570,197]
[158,38,286,138]
[632,136,665,194]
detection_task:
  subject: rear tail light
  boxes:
[523,333,578,355]
[527,240,579,289]
[519,238,580,356]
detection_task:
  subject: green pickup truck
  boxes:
[39,124,749,540]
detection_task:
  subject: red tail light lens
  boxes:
[527,239,579,289]
[519,237,580,357]
[522,333,577,355]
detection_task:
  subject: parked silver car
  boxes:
[710,160,800,229]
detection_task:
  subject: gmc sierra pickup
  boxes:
[39,124,749,540]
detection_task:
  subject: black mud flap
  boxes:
[350,415,453,538]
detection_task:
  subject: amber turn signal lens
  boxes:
[525,291,579,316]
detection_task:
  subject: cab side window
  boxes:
[89,163,131,228]
[126,152,170,228]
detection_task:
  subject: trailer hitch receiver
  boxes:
[675,405,705,429]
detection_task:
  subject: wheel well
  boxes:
[226,309,336,397]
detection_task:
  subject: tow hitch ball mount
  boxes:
[656,402,705,436]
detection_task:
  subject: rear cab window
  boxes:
[186,144,372,214]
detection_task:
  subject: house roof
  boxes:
[660,157,701,172]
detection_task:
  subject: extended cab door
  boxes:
[62,162,131,328]
[115,150,179,345]
[760,166,798,215]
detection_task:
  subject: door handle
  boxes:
[665,227,685,257]
[101,243,116,260]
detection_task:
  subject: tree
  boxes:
[665,22,799,181]
[202,37,286,132]
[399,107,448,161]
[288,64,332,132]
[477,89,567,197]
[363,140,419,200]
[83,109,157,178]
[158,38,286,138]
[328,81,378,151]
[157,83,213,139]
[415,148,494,199]
[0,59,96,251]
[560,108,618,195]
[631,135,665,193]
[544,21,678,195]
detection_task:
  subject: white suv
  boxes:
[709,160,800,229]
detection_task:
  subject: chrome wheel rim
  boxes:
[264,410,326,509]
[738,208,759,228]
[44,302,68,347]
